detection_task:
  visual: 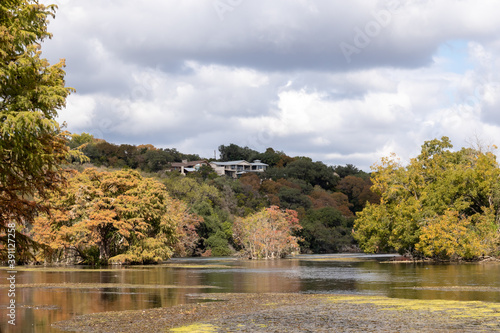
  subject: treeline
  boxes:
[19,132,498,264]
[50,134,379,261]
[68,133,201,172]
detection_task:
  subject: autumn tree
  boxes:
[0,1,73,261]
[308,186,353,217]
[354,137,500,259]
[239,173,262,192]
[32,169,201,264]
[337,175,378,213]
[233,206,301,259]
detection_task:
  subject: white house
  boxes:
[210,160,268,178]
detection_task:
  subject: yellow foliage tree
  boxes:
[416,210,496,260]
[354,137,500,259]
[0,1,73,262]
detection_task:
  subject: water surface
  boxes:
[1,254,500,332]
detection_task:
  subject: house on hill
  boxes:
[170,160,209,175]
[210,160,268,178]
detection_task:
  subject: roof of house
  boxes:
[171,160,208,167]
[211,160,249,166]
[211,160,268,166]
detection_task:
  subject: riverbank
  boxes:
[54,292,500,332]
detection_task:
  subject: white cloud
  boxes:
[57,95,96,131]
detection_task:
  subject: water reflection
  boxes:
[1,254,500,332]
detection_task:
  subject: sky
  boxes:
[40,0,500,170]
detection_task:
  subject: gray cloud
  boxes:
[43,0,500,170]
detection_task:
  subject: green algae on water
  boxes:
[328,295,500,321]
[169,323,219,332]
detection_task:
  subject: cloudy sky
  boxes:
[41,0,500,170]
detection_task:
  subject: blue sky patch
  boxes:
[436,40,473,74]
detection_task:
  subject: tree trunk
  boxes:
[98,227,110,261]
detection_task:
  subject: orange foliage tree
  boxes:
[233,206,301,259]
[308,186,354,217]
[32,168,201,264]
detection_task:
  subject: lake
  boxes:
[1,254,500,332]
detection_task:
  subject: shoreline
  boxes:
[2,253,500,269]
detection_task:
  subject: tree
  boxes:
[68,132,94,149]
[300,207,355,253]
[278,186,312,211]
[239,173,261,192]
[218,143,259,162]
[189,164,218,181]
[416,210,495,259]
[308,186,353,217]
[233,206,301,259]
[354,137,500,259]
[31,169,201,264]
[265,158,339,191]
[337,175,378,213]
[254,147,293,167]
[0,1,72,260]
[77,138,201,170]
[333,164,369,179]
[164,176,222,208]
[163,175,236,256]
[1,113,68,262]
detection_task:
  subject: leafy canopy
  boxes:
[0,1,73,260]
[354,137,500,259]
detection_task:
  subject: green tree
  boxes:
[164,176,235,256]
[255,147,293,167]
[218,143,259,162]
[265,158,339,191]
[333,164,369,179]
[68,132,94,149]
[0,1,72,260]
[300,207,354,253]
[278,186,312,211]
[354,137,500,259]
